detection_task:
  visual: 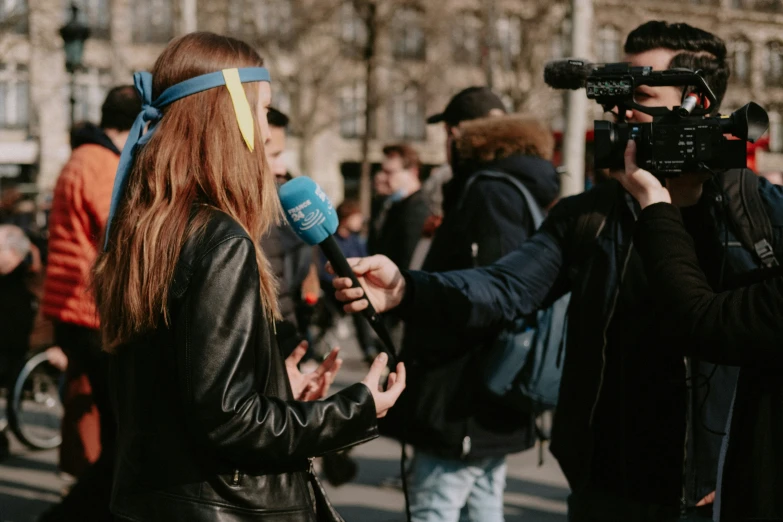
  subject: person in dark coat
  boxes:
[381,114,560,522]
[369,144,430,270]
[259,107,317,358]
[614,143,783,522]
[331,22,783,522]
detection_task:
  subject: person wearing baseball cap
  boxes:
[426,86,507,128]
[416,86,507,228]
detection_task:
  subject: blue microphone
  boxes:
[279,177,397,366]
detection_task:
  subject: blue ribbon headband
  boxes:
[103,66,271,249]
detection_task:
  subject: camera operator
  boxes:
[613,144,783,521]
[331,21,783,522]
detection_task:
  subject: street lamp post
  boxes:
[59,4,90,129]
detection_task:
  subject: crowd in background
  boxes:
[1,19,783,522]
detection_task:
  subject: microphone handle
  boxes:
[320,235,398,367]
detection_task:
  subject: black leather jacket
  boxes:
[109,209,378,521]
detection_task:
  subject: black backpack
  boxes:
[458,171,570,415]
[720,168,779,268]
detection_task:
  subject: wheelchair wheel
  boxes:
[7,351,64,450]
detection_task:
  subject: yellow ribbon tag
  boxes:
[222,68,255,152]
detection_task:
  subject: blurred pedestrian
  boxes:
[38,85,140,522]
[368,144,430,271]
[259,107,319,358]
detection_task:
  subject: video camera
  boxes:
[544,60,770,177]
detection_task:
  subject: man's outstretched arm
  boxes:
[332,193,588,330]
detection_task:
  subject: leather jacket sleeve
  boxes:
[172,234,378,468]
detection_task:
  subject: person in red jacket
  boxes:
[39,86,140,522]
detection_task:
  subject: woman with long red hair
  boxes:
[93,32,405,521]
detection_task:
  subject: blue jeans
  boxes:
[410,450,506,522]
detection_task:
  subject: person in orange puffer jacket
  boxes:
[38,86,139,522]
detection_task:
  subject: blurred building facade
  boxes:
[1,0,783,202]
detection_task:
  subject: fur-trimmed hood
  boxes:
[456,114,555,163]
[448,114,560,210]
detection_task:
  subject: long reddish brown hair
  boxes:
[93,32,280,351]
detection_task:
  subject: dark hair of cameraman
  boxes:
[625,21,729,114]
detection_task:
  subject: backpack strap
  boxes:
[460,173,619,267]
[457,170,545,227]
[721,169,779,268]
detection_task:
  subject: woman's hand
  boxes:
[696,490,716,507]
[329,255,406,314]
[611,140,672,208]
[361,353,406,418]
[285,342,342,401]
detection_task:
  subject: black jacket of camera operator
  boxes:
[396,170,783,510]
[379,115,560,459]
[635,186,783,521]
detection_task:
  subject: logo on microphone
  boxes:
[286,200,311,222]
[300,208,326,231]
[285,198,326,231]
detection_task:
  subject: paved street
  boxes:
[0,320,570,522]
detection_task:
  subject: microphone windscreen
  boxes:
[278,177,338,246]
[543,58,594,90]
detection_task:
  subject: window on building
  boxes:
[133,0,173,43]
[0,63,29,129]
[452,11,482,66]
[391,8,425,61]
[340,1,367,57]
[765,41,783,85]
[340,82,366,139]
[389,85,425,141]
[496,14,521,70]
[67,0,110,39]
[1,0,27,34]
[596,26,620,63]
[730,39,752,85]
[73,68,113,124]
[756,0,783,12]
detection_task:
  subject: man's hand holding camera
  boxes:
[613,140,672,208]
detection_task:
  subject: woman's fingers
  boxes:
[314,347,341,377]
[285,341,308,367]
[696,491,716,506]
[386,363,406,397]
[363,352,388,390]
[330,360,343,383]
